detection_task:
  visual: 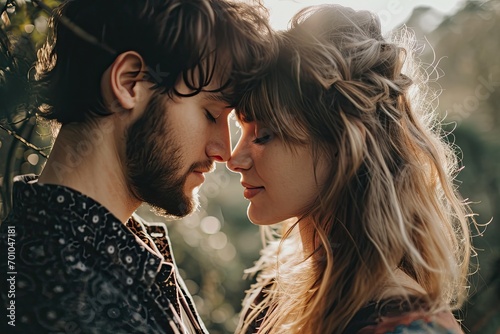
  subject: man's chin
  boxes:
[183,191,201,215]
[148,194,199,219]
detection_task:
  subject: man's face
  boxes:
[125,80,233,218]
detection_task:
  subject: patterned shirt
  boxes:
[0,175,208,334]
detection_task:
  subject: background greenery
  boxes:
[1,0,498,333]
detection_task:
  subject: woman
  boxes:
[227,4,473,334]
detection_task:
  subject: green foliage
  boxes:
[0,0,56,220]
[422,0,500,331]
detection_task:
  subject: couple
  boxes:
[0,1,471,333]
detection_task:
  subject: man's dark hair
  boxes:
[35,0,274,124]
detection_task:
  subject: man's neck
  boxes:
[38,121,140,222]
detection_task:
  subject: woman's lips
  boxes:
[241,182,264,199]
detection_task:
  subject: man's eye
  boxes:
[205,109,217,123]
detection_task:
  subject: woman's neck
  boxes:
[298,216,316,256]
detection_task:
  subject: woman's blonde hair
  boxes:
[236,5,473,334]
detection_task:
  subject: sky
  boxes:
[263,0,466,32]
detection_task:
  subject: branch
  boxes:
[0,123,49,158]
[31,0,116,55]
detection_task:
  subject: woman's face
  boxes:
[227,120,327,225]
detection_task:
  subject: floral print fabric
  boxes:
[0,174,207,334]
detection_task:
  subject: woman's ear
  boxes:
[101,51,149,113]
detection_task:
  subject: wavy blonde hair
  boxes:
[235,5,473,334]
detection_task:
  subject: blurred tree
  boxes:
[0,0,53,221]
[414,0,500,328]
[444,124,500,333]
[408,0,500,331]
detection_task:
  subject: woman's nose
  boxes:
[227,139,252,172]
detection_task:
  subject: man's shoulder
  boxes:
[0,266,169,334]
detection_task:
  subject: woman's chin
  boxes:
[247,205,283,226]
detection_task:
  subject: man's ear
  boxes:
[101,51,149,112]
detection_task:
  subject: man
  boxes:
[0,0,274,333]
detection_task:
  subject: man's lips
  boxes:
[192,171,205,182]
[192,164,215,179]
[193,165,215,175]
[241,182,264,199]
[192,169,212,183]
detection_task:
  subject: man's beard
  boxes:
[124,93,210,218]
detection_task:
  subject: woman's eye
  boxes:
[205,109,217,123]
[252,126,274,145]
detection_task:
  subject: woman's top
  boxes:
[243,294,463,334]
[344,297,463,334]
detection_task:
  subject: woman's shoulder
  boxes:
[355,310,463,334]
[345,298,463,334]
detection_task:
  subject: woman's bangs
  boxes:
[238,70,309,145]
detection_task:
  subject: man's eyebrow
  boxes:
[204,92,232,106]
